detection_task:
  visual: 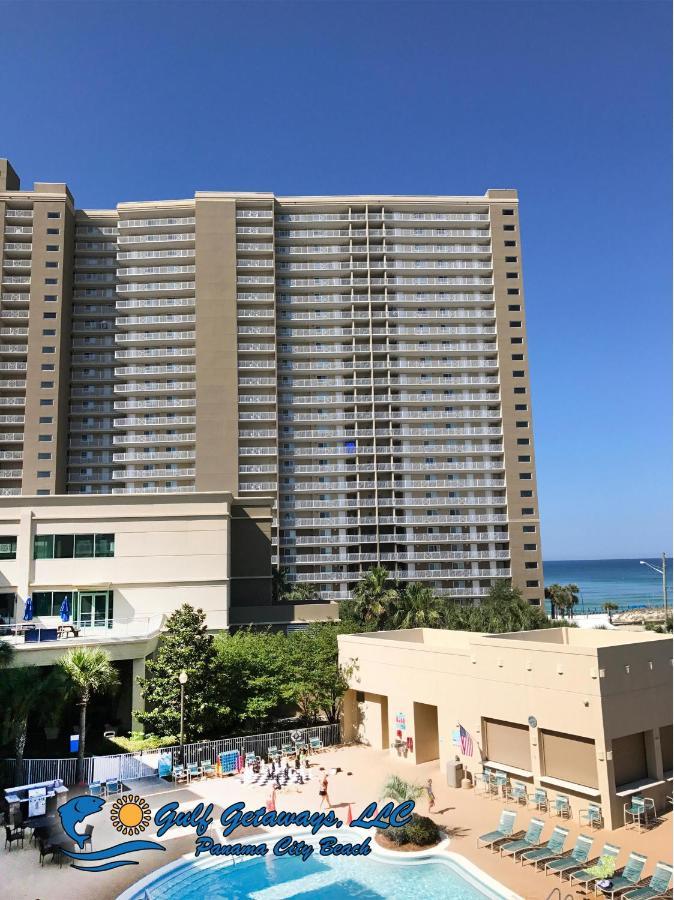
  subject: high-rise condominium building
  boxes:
[0,158,543,606]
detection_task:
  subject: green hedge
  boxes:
[377,814,440,847]
[108,732,178,752]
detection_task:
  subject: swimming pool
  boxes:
[118,829,518,899]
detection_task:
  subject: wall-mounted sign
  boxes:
[395,712,406,731]
[69,734,79,753]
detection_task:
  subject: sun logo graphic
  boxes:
[57,793,165,873]
[110,795,152,836]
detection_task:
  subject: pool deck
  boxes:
[2,743,672,899]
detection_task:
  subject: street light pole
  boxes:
[639,555,668,622]
[179,669,188,762]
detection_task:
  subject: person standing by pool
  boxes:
[425,778,436,814]
[318,773,331,809]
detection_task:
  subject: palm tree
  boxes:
[389,582,444,630]
[58,647,119,781]
[381,774,424,803]
[272,566,291,603]
[0,667,64,784]
[351,566,398,627]
[602,601,619,623]
[0,639,14,668]
[545,583,580,619]
[287,582,320,602]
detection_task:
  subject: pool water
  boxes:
[123,834,507,899]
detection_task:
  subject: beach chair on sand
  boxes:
[568,842,620,889]
[477,809,517,850]
[544,833,594,878]
[596,851,647,899]
[520,825,569,869]
[623,861,673,900]
[499,817,545,859]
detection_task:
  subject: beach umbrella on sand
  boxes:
[23,595,33,621]
[59,597,70,622]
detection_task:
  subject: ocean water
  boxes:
[543,558,672,613]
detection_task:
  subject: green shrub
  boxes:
[404,814,440,846]
[109,732,177,752]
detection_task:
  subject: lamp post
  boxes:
[639,553,668,622]
[178,670,188,762]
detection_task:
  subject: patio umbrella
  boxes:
[22,595,33,621]
[59,597,70,622]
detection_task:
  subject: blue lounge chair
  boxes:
[201,759,216,778]
[88,781,104,799]
[520,825,569,869]
[545,833,594,878]
[528,787,549,812]
[596,852,647,899]
[579,801,603,829]
[477,809,517,849]
[105,778,120,797]
[172,764,188,784]
[553,793,571,819]
[244,752,257,766]
[505,780,528,806]
[281,743,293,755]
[499,817,544,858]
[491,771,508,799]
[624,795,647,830]
[568,842,620,888]
[186,762,201,780]
[309,737,323,752]
[623,861,673,900]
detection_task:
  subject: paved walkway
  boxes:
[2,744,671,899]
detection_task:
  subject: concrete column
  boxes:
[530,726,543,786]
[598,746,619,830]
[647,727,664,781]
[17,509,33,602]
[131,656,145,734]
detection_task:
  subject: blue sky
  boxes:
[1,0,671,560]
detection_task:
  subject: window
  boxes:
[513,370,525,377]
[47,228,59,235]
[45,261,58,268]
[40,399,53,406]
[0,536,17,560]
[41,364,55,371]
[506,272,518,279]
[511,337,523,345]
[508,304,521,312]
[504,224,515,231]
[45,278,57,285]
[38,434,52,442]
[523,525,536,533]
[513,387,526,394]
[38,417,52,424]
[40,381,54,389]
[47,211,61,219]
[54,534,74,558]
[525,561,538,569]
[516,420,529,428]
[541,730,598,789]
[524,543,537,551]
[526,579,539,587]
[509,320,522,327]
[517,437,530,445]
[37,452,51,460]
[46,245,59,251]
[44,295,57,301]
[518,455,531,463]
[42,329,56,336]
[512,354,524,360]
[36,489,50,496]
[43,312,56,319]
[521,490,533,497]
[504,240,516,246]
[502,209,514,215]
[484,718,531,770]
[507,288,520,295]
[37,470,51,478]
[95,533,115,557]
[33,534,54,559]
[32,590,75,618]
[42,346,55,354]
[522,507,534,515]
[505,256,518,263]
[74,533,93,558]
[519,472,532,479]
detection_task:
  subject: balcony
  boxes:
[110,485,194,494]
[112,468,195,479]
[112,449,194,462]
[112,432,196,445]
[2,614,164,649]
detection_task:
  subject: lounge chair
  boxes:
[568,842,620,888]
[295,739,308,752]
[477,769,492,795]
[505,781,528,806]
[281,743,293,755]
[309,737,323,752]
[595,851,647,899]
[186,762,202,780]
[579,802,603,829]
[88,781,104,799]
[528,787,549,812]
[623,861,673,900]
[172,765,188,784]
[245,752,257,766]
[477,809,517,849]
[267,745,280,759]
[624,795,657,831]
[492,772,509,799]
[201,759,216,778]
[544,833,594,878]
[552,793,571,819]
[499,817,545,859]
[105,778,120,797]
[520,825,569,869]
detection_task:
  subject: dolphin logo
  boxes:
[58,795,105,848]
[56,794,165,872]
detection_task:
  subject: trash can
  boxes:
[446,759,463,788]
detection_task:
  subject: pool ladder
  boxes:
[545,890,575,900]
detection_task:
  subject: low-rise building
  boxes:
[339,627,673,829]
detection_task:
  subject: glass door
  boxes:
[77,591,112,628]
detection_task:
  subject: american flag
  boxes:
[459,725,473,757]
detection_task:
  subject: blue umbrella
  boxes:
[23,596,33,621]
[59,597,70,622]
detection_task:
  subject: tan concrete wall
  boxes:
[339,628,673,828]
